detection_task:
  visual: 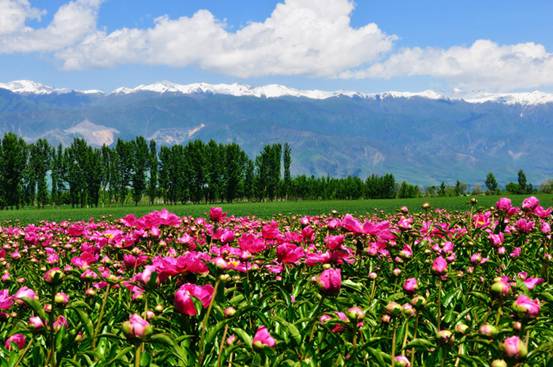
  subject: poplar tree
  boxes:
[147,140,158,204]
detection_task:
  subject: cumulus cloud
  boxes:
[0,0,101,53]
[3,0,553,91]
[341,40,553,91]
[57,0,396,77]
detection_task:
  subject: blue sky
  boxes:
[2,0,553,93]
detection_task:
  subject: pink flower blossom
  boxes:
[513,295,540,317]
[0,290,13,310]
[502,336,527,358]
[4,333,26,350]
[174,283,214,316]
[403,278,418,293]
[253,326,276,348]
[432,256,448,274]
[522,196,539,211]
[122,314,153,339]
[316,268,342,296]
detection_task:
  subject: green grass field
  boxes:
[0,194,551,225]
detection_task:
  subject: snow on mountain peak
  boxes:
[2,80,553,105]
[0,80,105,95]
[464,91,553,105]
[0,80,68,95]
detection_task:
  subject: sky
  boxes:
[1,0,553,93]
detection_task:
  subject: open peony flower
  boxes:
[174,283,215,316]
[432,256,448,274]
[253,326,276,348]
[4,333,26,350]
[513,295,540,318]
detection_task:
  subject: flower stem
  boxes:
[92,285,111,349]
[134,343,143,367]
[198,280,220,365]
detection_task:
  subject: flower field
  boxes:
[0,197,551,366]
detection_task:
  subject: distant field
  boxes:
[0,194,551,225]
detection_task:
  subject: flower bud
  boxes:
[44,268,64,285]
[454,323,469,334]
[403,278,418,293]
[436,330,454,345]
[224,307,236,318]
[54,292,69,305]
[346,306,365,321]
[410,295,426,308]
[316,268,341,296]
[479,323,499,337]
[385,301,402,316]
[401,303,416,317]
[394,355,411,367]
[253,326,276,348]
[491,360,507,367]
[122,314,153,339]
[28,316,45,330]
[501,336,527,359]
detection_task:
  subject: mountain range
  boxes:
[1,80,553,186]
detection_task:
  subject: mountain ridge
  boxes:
[0,80,552,186]
[3,80,553,106]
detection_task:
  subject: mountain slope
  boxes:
[0,81,553,186]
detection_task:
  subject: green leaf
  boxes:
[73,307,95,340]
[274,317,301,345]
[233,328,252,349]
[404,338,436,350]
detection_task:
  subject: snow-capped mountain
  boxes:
[2,79,553,106]
[0,80,103,95]
[1,79,553,185]
[110,81,447,100]
[463,91,553,106]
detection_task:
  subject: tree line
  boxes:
[0,132,546,209]
[0,133,398,209]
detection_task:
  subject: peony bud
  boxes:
[316,268,341,296]
[501,335,527,359]
[403,278,418,293]
[346,306,365,321]
[122,314,153,339]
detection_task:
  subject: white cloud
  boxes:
[57,0,396,77]
[3,0,553,92]
[341,40,553,91]
[0,0,101,53]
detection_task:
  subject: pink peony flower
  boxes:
[4,333,26,350]
[496,198,512,212]
[253,326,276,348]
[0,289,13,310]
[122,314,153,339]
[209,207,225,222]
[432,256,448,274]
[513,295,540,317]
[174,283,214,316]
[276,243,304,264]
[501,336,527,358]
[316,268,342,296]
[521,196,539,211]
[324,235,344,250]
[14,286,37,303]
[403,278,418,293]
[238,234,266,254]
